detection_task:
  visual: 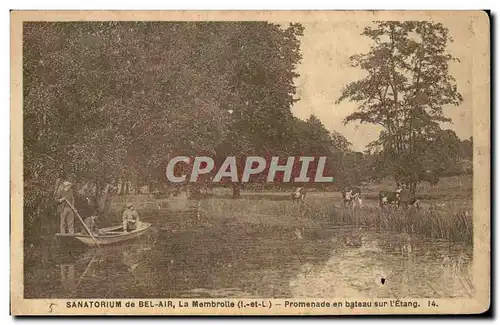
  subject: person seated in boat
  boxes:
[123,203,140,232]
[83,215,104,235]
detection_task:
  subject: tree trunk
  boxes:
[232,183,241,198]
[53,178,62,198]
[410,182,417,195]
[100,184,111,219]
[134,179,140,194]
[95,180,101,208]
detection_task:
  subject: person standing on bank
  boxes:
[123,203,140,232]
[56,181,75,234]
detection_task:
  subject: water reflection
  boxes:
[290,229,473,298]
[60,264,76,293]
[24,219,473,299]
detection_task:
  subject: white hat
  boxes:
[62,181,72,186]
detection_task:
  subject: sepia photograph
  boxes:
[10,10,490,315]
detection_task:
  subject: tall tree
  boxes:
[337,21,463,192]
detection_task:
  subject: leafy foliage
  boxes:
[23,22,323,233]
[337,21,464,192]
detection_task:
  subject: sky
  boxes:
[290,18,474,152]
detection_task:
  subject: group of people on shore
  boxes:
[55,180,140,235]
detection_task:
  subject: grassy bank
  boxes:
[107,196,472,244]
[106,175,473,243]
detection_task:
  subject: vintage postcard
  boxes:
[11,10,490,315]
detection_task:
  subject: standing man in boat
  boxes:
[123,203,140,232]
[55,181,75,234]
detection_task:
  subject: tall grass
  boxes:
[332,206,472,243]
[200,198,473,244]
[107,181,473,244]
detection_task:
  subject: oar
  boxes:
[63,198,100,248]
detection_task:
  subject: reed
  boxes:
[200,197,473,244]
[331,205,472,243]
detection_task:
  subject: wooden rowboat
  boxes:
[56,222,152,247]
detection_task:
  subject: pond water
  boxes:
[24,210,473,299]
